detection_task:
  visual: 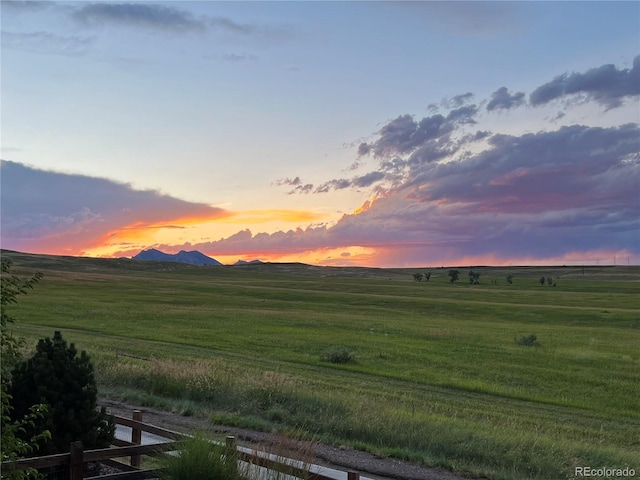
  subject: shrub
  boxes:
[160,433,241,480]
[9,331,115,456]
[515,334,541,347]
[321,346,355,364]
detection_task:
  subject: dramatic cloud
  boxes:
[352,171,385,188]
[404,124,639,213]
[259,58,639,265]
[309,108,483,195]
[73,3,206,32]
[359,113,456,160]
[530,55,640,109]
[0,161,228,255]
[446,105,478,124]
[356,104,480,164]
[289,59,640,199]
[486,87,526,111]
[173,120,639,266]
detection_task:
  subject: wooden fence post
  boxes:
[225,435,236,455]
[347,472,360,480]
[131,410,143,468]
[69,441,84,480]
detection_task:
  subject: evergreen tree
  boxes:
[9,331,114,455]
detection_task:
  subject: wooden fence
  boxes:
[1,411,363,480]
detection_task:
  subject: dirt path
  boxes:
[100,399,478,480]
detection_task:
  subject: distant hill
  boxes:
[234,259,264,266]
[133,248,222,266]
[2,250,639,281]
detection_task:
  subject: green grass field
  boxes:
[3,250,639,480]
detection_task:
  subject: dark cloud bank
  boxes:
[0,160,226,254]
[530,56,640,110]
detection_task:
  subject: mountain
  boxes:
[234,259,264,266]
[133,249,222,266]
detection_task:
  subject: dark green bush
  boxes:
[9,331,115,455]
[321,346,355,364]
[515,334,541,347]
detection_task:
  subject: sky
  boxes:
[1,1,639,267]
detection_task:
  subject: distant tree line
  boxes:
[410,270,564,288]
[540,276,557,287]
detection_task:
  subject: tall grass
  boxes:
[96,355,640,480]
[160,432,242,480]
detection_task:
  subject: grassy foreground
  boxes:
[3,250,639,480]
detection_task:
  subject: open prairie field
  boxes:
[3,250,640,480]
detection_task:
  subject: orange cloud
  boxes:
[224,209,331,224]
[352,193,385,215]
[84,208,332,258]
[83,211,232,257]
